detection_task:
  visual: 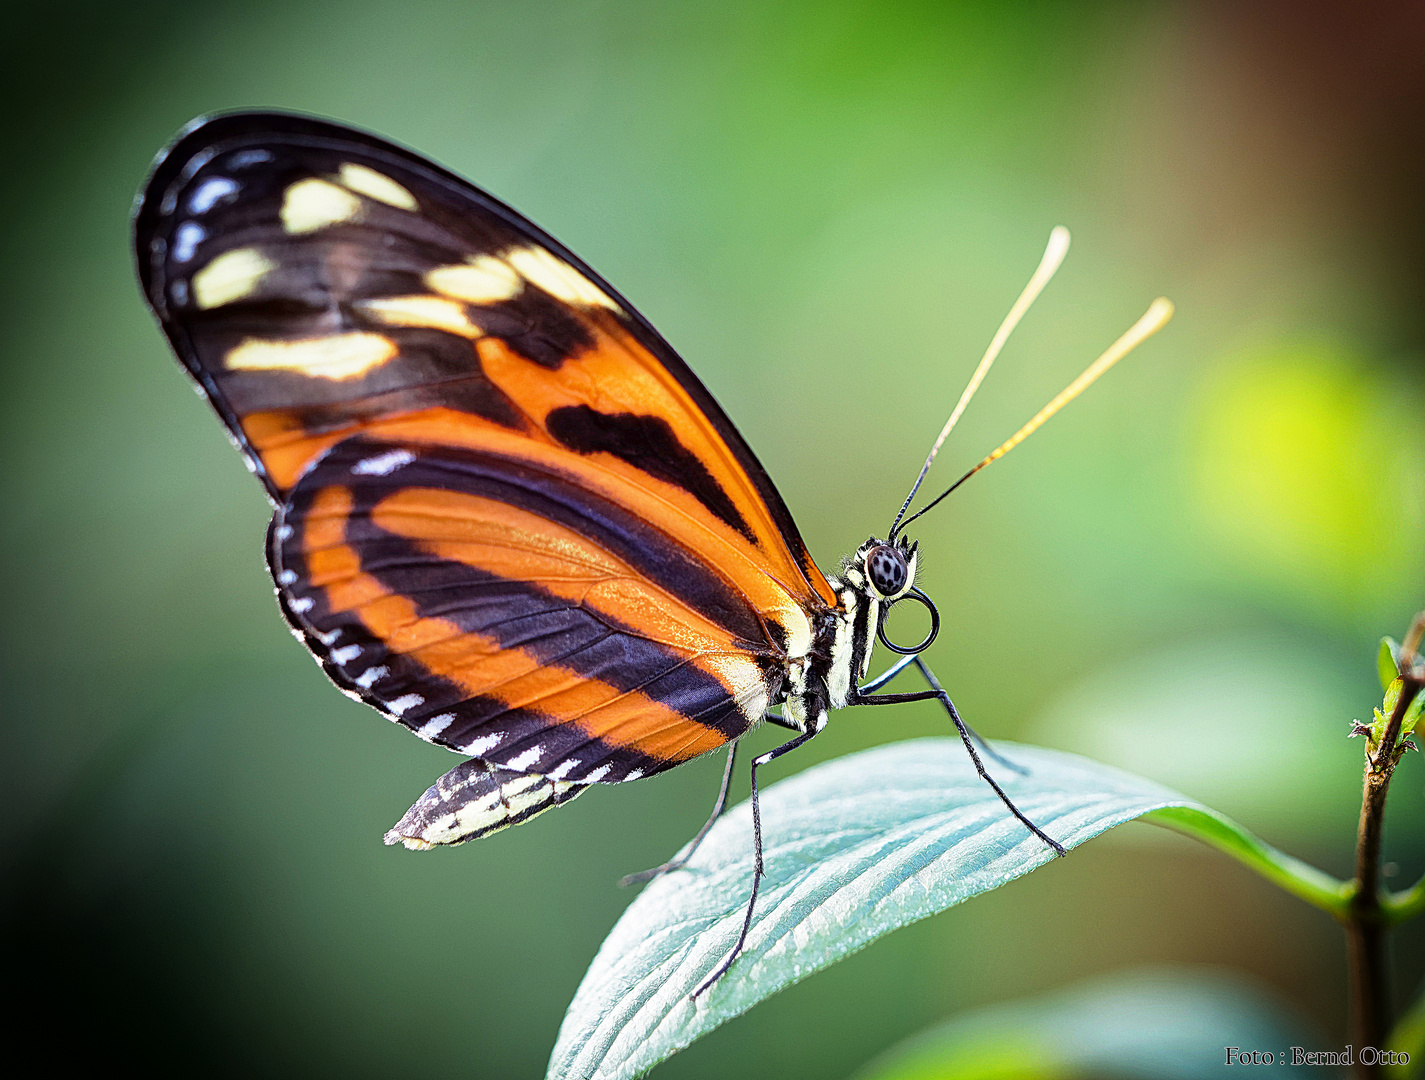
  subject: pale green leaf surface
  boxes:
[548,740,1233,1080]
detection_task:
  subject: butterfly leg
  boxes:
[858,652,918,693]
[858,656,1026,775]
[851,671,1064,857]
[619,742,740,887]
[692,721,824,1000]
[910,658,1027,775]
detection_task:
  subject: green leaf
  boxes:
[853,967,1337,1080]
[546,740,1343,1080]
[1385,680,1403,718]
[1378,679,1424,743]
[1402,687,1424,740]
[1380,637,1402,692]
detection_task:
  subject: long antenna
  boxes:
[891,297,1174,537]
[887,226,1072,539]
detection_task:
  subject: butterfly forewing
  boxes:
[135,113,832,604]
[135,112,841,796]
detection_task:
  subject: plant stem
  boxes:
[1351,780,1391,1059]
[1349,612,1424,1074]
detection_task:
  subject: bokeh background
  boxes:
[4,1,1423,1075]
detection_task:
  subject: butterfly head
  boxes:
[853,535,919,603]
[843,535,938,659]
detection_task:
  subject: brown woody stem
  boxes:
[1348,611,1424,1076]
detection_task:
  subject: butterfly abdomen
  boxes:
[384,757,585,849]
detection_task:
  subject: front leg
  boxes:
[860,656,1027,775]
[851,666,1064,857]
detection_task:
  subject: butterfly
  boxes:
[134,112,1170,994]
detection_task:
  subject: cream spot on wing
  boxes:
[188,176,238,214]
[505,246,619,310]
[778,603,815,659]
[703,654,770,722]
[172,222,205,263]
[192,247,275,309]
[463,732,504,755]
[506,746,544,771]
[388,693,425,716]
[225,332,397,380]
[425,255,523,304]
[281,177,362,234]
[338,162,417,209]
[417,713,456,740]
[352,448,415,476]
[703,653,762,694]
[356,295,483,337]
[354,665,388,689]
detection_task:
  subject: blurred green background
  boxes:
[3,1,1423,1075]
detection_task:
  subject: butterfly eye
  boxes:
[864,544,909,599]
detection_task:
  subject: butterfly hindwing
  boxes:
[135,112,841,804]
[271,436,778,783]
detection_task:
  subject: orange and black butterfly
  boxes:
[135,112,1169,991]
